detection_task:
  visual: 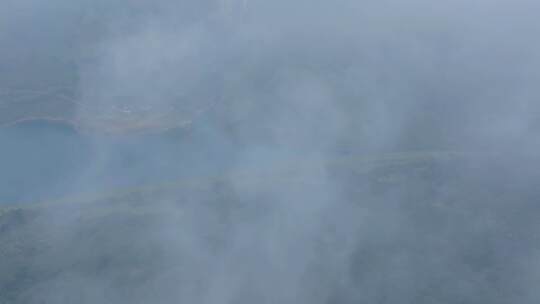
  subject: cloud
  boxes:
[3,0,540,303]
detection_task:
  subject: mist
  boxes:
[1,0,540,303]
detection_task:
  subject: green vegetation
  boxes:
[0,148,530,303]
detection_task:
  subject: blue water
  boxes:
[0,119,235,205]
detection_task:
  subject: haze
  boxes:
[1,0,540,303]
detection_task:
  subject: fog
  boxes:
[1,0,540,303]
